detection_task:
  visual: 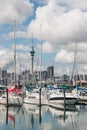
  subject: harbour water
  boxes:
[0,104,87,130]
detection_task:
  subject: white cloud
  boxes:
[26,1,87,49]
[77,43,87,52]
[6,0,87,47]
[0,48,13,69]
[42,42,54,53]
[28,0,66,39]
[0,0,34,24]
[55,50,74,63]
[12,44,29,51]
[58,0,87,10]
[0,44,31,73]
[6,8,87,46]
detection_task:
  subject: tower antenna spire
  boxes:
[30,32,35,77]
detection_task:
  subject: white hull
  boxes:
[23,96,48,105]
[49,102,77,111]
[8,95,23,106]
[0,94,23,106]
[49,98,76,105]
[77,96,87,104]
[24,91,48,105]
[48,92,77,106]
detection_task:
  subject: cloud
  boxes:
[42,42,53,53]
[58,0,87,10]
[39,42,54,53]
[6,0,87,47]
[0,0,34,24]
[12,44,30,51]
[6,8,87,47]
[29,8,87,45]
[22,0,87,52]
[55,50,74,63]
[0,44,30,73]
[0,48,13,69]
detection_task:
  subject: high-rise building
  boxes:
[47,66,54,78]
[2,70,7,79]
[42,71,48,80]
[84,74,87,80]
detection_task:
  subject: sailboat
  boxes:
[71,43,87,104]
[0,20,23,106]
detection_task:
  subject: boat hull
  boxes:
[49,101,77,111]
[0,95,23,106]
[23,96,48,105]
[49,97,77,105]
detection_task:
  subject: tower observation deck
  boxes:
[30,46,35,76]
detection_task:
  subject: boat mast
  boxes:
[71,43,78,86]
[39,25,42,107]
[40,25,42,85]
[14,20,16,87]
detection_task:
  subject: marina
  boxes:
[0,84,86,130]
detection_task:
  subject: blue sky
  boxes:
[0,0,87,76]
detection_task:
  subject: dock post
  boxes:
[6,88,8,107]
[63,88,66,106]
[63,105,66,122]
[6,106,8,124]
[39,105,42,123]
[39,87,41,107]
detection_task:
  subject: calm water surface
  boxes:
[0,104,87,130]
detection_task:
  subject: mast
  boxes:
[40,25,42,84]
[14,20,16,87]
[39,25,42,107]
[71,43,78,86]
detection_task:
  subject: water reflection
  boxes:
[48,105,78,122]
[0,104,87,130]
[23,103,48,126]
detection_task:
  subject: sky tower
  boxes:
[30,36,35,76]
